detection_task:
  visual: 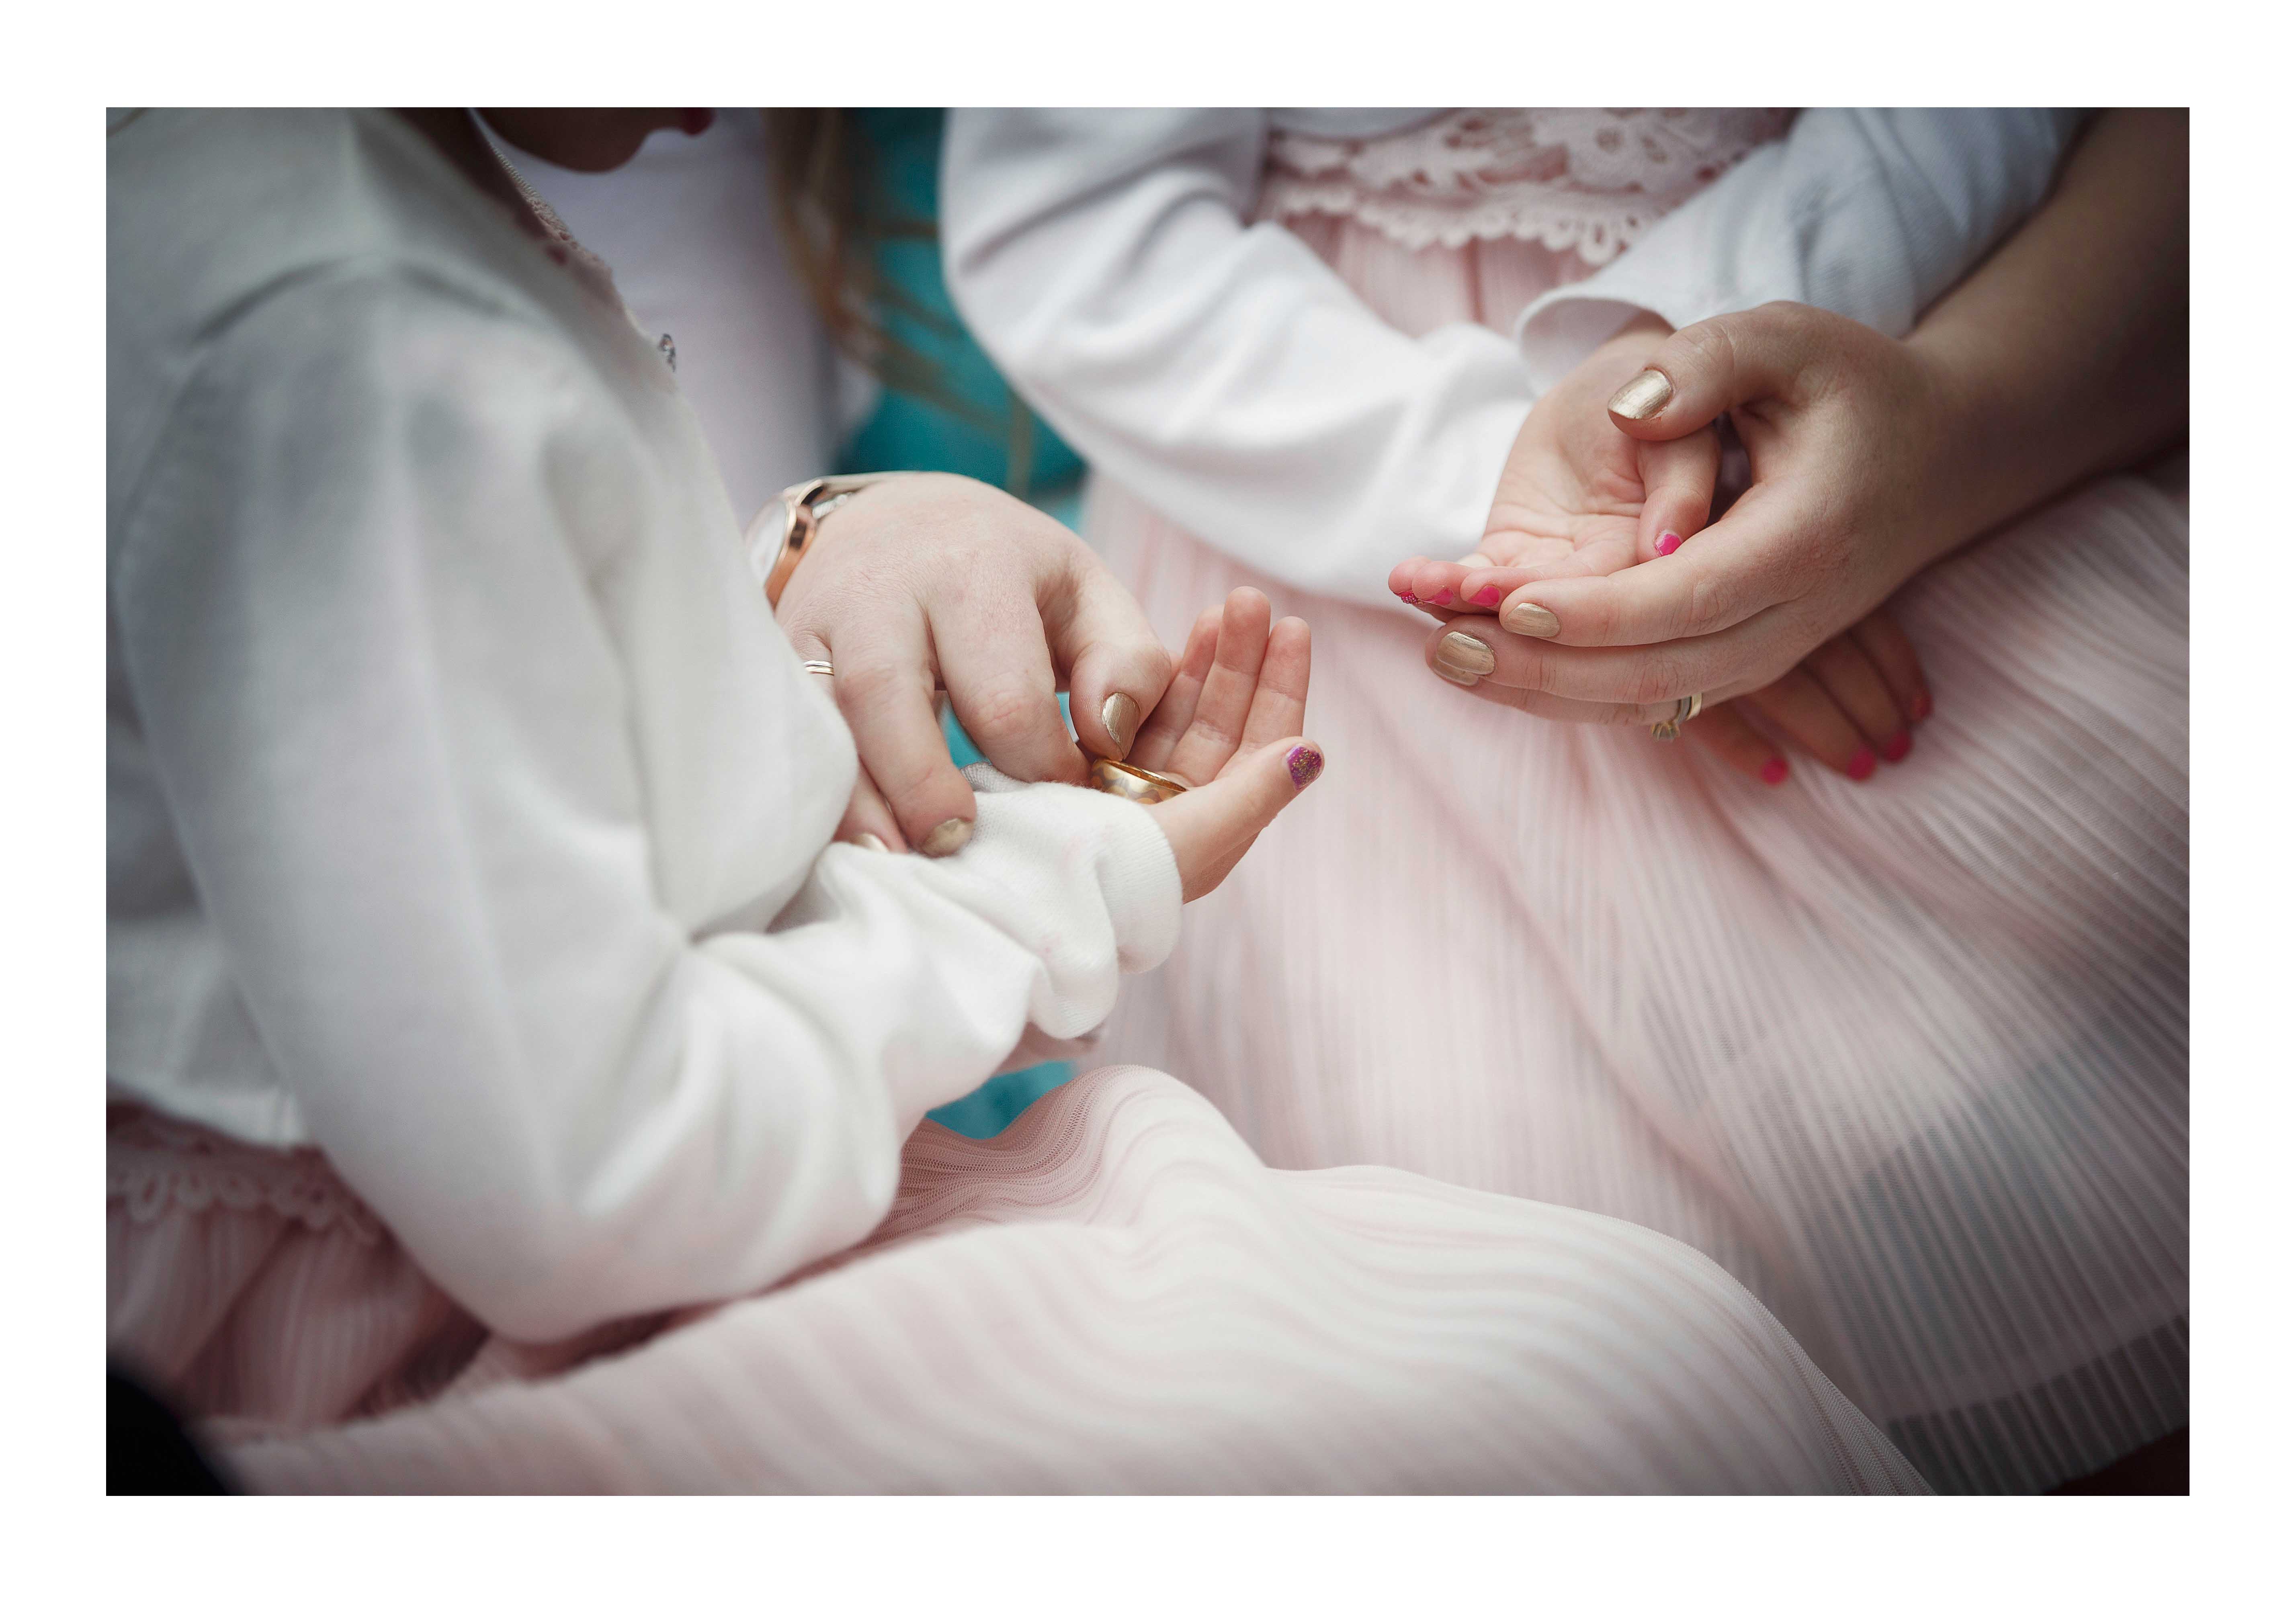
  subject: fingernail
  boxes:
[1911,692,1934,722]
[1760,757,1789,786]
[1101,691,1141,754]
[1502,602,1560,638]
[1435,631,1497,677]
[1654,530,1683,556]
[1459,552,1495,569]
[1882,729,1912,763]
[1286,744,1324,789]
[1473,585,1503,606]
[919,818,973,857]
[1607,368,1673,420]
[1432,661,1482,687]
[855,832,890,852]
[1847,749,1877,782]
[1434,587,1455,605]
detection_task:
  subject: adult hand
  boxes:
[1388,306,1936,783]
[1411,303,1967,719]
[1126,588,1321,901]
[772,473,1175,855]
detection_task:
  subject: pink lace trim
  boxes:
[109,1104,385,1245]
[1258,108,1795,262]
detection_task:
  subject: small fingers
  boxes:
[1635,428,1720,560]
[1165,588,1274,785]
[1684,702,1791,788]
[1850,609,1934,725]
[1151,736,1325,901]
[1802,633,1911,764]
[1237,616,1311,753]
[1745,667,1876,781]
[1128,604,1220,774]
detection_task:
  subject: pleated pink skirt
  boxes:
[111,1072,1925,1493]
[1082,216,2189,1494]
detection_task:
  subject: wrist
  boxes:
[760,472,911,614]
[1892,333,2021,580]
[1901,319,2065,565]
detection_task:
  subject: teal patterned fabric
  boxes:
[830,110,1087,1137]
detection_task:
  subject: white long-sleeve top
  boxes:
[107,110,1181,1341]
[942,108,2087,606]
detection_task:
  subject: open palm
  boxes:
[1391,319,1718,607]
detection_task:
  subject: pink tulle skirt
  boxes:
[111,1072,1925,1493]
[1082,215,2189,1494]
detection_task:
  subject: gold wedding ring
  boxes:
[1086,755,1191,805]
[801,659,835,678]
[1650,691,1704,742]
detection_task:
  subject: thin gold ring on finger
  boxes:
[1649,691,1704,742]
[801,659,834,678]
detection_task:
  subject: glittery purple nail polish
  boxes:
[1286,745,1323,790]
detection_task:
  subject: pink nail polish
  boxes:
[1473,585,1502,606]
[1434,588,1455,605]
[1847,749,1877,782]
[1760,757,1789,786]
[1911,692,1934,722]
[1882,729,1912,763]
[1654,530,1684,556]
[1286,745,1324,789]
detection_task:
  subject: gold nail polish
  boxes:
[1100,691,1141,755]
[1606,369,1673,421]
[1435,630,1497,677]
[1432,661,1482,687]
[1503,602,1561,638]
[919,818,973,857]
[854,832,890,853]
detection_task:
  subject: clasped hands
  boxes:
[1390,306,1969,785]
[777,301,1967,905]
[773,473,1316,901]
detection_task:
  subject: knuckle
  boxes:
[834,658,915,708]
[1626,657,1683,707]
[961,681,1049,747]
[1675,319,1734,385]
[1681,573,1733,635]
[1133,642,1178,691]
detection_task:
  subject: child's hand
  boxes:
[1387,314,1719,623]
[1127,588,1321,901]
[1387,315,1936,787]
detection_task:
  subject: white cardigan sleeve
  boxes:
[110,272,1180,1341]
[1513,109,2092,390]
[942,108,1539,604]
[942,108,2085,606]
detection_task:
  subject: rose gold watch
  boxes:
[755,472,908,610]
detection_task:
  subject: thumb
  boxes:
[1152,739,1324,901]
[1604,302,1841,442]
[1054,557,1177,762]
